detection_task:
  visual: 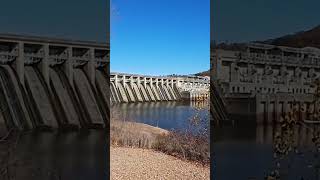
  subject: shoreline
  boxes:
[110,119,210,164]
[110,120,169,148]
[112,121,169,135]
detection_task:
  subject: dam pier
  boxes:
[212,43,320,123]
[0,34,109,134]
[110,73,210,103]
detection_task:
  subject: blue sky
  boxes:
[212,0,320,43]
[0,0,108,42]
[111,0,210,75]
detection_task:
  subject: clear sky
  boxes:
[111,0,210,76]
[212,0,320,43]
[0,0,108,42]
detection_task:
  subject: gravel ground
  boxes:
[111,147,210,180]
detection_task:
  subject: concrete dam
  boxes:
[0,34,109,135]
[110,73,209,103]
[212,43,320,123]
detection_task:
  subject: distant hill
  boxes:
[260,25,320,48]
[194,70,210,77]
[212,42,246,51]
[213,25,320,50]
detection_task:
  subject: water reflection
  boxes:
[213,118,320,180]
[1,130,108,180]
[111,101,209,131]
[251,124,316,147]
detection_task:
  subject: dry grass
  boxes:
[151,103,210,165]
[111,120,168,148]
[152,131,210,165]
[110,103,210,165]
[110,107,168,148]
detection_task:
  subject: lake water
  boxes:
[213,116,320,180]
[0,130,108,180]
[111,101,209,132]
[7,101,318,180]
[0,101,209,180]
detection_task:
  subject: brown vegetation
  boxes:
[110,107,168,148]
[111,120,168,148]
[110,102,210,165]
[152,130,209,165]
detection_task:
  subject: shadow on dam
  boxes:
[0,64,110,179]
[0,64,109,132]
[0,36,110,179]
[0,35,110,179]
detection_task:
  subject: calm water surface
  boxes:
[2,130,108,180]
[213,116,320,180]
[111,101,209,132]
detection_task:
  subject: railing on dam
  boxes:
[0,34,109,135]
[110,72,210,103]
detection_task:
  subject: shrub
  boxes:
[152,129,210,165]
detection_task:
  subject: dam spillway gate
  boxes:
[0,34,109,134]
[110,73,210,103]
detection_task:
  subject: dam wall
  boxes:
[0,34,109,135]
[110,73,210,103]
[212,43,320,123]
